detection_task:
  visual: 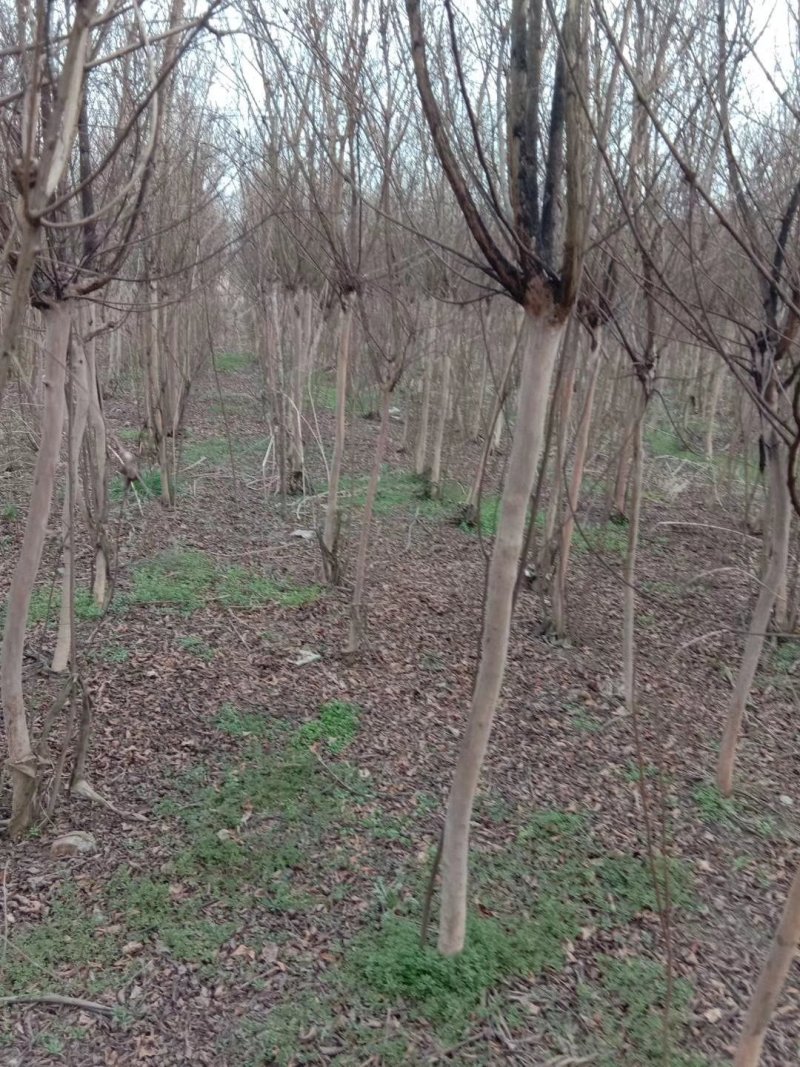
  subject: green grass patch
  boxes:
[110,466,164,501]
[3,700,369,1023]
[646,426,699,462]
[217,566,320,609]
[294,700,360,754]
[342,468,453,518]
[183,435,269,469]
[575,520,629,557]
[0,883,120,998]
[578,955,708,1066]
[348,910,570,1038]
[178,634,215,661]
[213,352,254,373]
[341,467,508,538]
[99,643,130,664]
[117,427,141,442]
[107,868,237,963]
[214,701,269,737]
[693,783,739,825]
[1,503,19,521]
[458,494,505,537]
[310,374,380,416]
[567,703,604,733]
[769,638,800,674]
[121,548,320,614]
[27,586,102,626]
[345,807,694,1048]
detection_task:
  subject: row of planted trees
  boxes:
[1,0,800,1061]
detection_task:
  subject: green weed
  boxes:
[578,955,707,1066]
[183,435,269,469]
[178,634,215,660]
[0,883,119,998]
[107,868,236,963]
[693,783,738,825]
[310,374,380,416]
[110,466,164,502]
[125,548,216,612]
[214,352,254,373]
[646,427,698,462]
[458,495,505,537]
[229,991,342,1067]
[576,521,629,557]
[215,701,268,737]
[27,586,102,626]
[217,566,320,609]
[100,643,130,664]
[769,639,800,675]
[35,1033,65,1055]
[1,504,19,521]
[623,760,660,783]
[122,548,320,614]
[117,427,141,442]
[348,910,571,1039]
[294,700,360,754]
[567,703,604,733]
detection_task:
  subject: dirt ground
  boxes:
[1,358,799,1066]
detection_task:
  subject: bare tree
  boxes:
[407,0,590,954]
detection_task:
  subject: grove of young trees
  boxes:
[2,0,800,1063]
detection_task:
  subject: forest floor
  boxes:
[2,353,800,1066]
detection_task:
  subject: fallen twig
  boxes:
[0,993,116,1016]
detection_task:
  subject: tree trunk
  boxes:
[414,322,435,476]
[322,294,353,583]
[717,431,791,795]
[470,335,488,441]
[438,311,563,955]
[734,856,800,1067]
[346,387,392,654]
[612,416,634,520]
[287,291,307,492]
[464,316,523,521]
[1,302,71,837]
[703,361,723,462]
[551,336,602,636]
[84,320,110,607]
[537,325,577,580]
[429,350,451,498]
[623,401,645,709]
[52,324,90,673]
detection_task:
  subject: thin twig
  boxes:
[0,993,116,1015]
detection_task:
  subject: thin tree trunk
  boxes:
[537,325,577,579]
[414,322,435,476]
[346,387,392,654]
[623,401,645,709]
[430,351,451,498]
[704,361,723,462]
[717,431,791,795]
[1,302,71,837]
[471,334,489,441]
[322,294,353,582]
[551,336,602,635]
[464,316,524,520]
[52,324,90,673]
[70,684,93,791]
[734,857,800,1066]
[438,311,563,956]
[612,416,634,520]
[287,292,306,492]
[85,321,109,606]
[491,400,507,453]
